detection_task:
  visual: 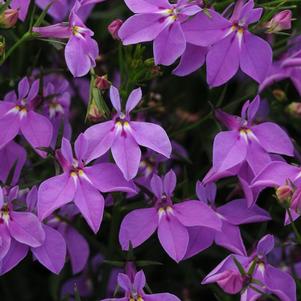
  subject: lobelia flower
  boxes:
[0,141,26,185]
[203,96,294,185]
[202,235,297,301]
[184,182,270,258]
[42,74,72,147]
[84,86,172,180]
[0,186,45,275]
[0,76,53,157]
[194,0,272,87]
[33,1,99,77]
[118,0,202,66]
[260,36,301,96]
[119,170,221,262]
[38,134,136,233]
[101,269,181,301]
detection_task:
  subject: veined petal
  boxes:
[154,22,186,66]
[158,214,189,262]
[206,31,241,87]
[119,13,170,45]
[31,224,66,274]
[8,211,45,247]
[119,207,158,250]
[38,173,76,220]
[130,121,171,158]
[74,179,105,233]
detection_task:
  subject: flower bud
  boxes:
[87,100,103,122]
[266,10,292,33]
[287,102,301,118]
[272,89,287,102]
[108,19,123,40]
[0,8,18,29]
[95,75,111,90]
[276,185,293,204]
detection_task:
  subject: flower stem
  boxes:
[286,208,301,245]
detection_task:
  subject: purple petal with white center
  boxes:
[130,121,171,158]
[8,211,45,247]
[182,10,231,47]
[173,200,221,230]
[74,179,105,233]
[154,22,186,66]
[38,173,76,220]
[206,32,241,87]
[119,207,158,250]
[158,214,189,262]
[240,31,272,83]
[31,224,66,274]
[111,132,141,180]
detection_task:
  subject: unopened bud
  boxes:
[108,19,123,40]
[276,185,293,204]
[87,100,103,122]
[266,10,292,33]
[287,102,301,118]
[95,75,110,90]
[0,8,18,29]
[272,89,287,102]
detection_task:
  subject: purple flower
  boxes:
[10,0,30,21]
[118,0,202,66]
[0,141,26,185]
[119,170,221,262]
[184,182,270,258]
[84,86,172,180]
[0,77,53,157]
[185,0,272,87]
[0,186,45,275]
[101,270,181,301]
[38,134,136,233]
[260,36,301,96]
[33,1,99,77]
[203,96,294,185]
[202,235,296,301]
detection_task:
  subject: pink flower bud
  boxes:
[266,10,292,33]
[216,270,244,294]
[0,8,18,29]
[288,102,301,118]
[95,75,110,90]
[276,185,293,203]
[107,19,123,40]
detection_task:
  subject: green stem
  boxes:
[1,32,33,65]
[287,208,301,245]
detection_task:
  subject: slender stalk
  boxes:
[287,208,301,245]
